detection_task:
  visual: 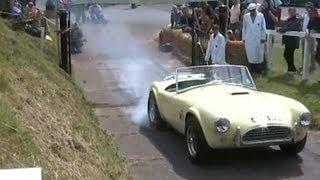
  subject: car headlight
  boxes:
[216,118,231,133]
[299,112,311,126]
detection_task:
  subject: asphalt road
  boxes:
[72,5,320,180]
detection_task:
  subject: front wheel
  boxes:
[280,135,307,156]
[148,92,166,130]
[186,117,211,164]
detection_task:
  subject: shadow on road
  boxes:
[139,116,304,180]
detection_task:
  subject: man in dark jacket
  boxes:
[71,23,84,54]
[278,7,302,73]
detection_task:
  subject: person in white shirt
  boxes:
[89,3,106,24]
[230,0,241,32]
[242,3,267,74]
[205,24,226,64]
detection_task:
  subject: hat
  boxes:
[247,3,257,11]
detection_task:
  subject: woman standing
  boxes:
[277,7,302,73]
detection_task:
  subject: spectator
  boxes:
[24,1,41,23]
[11,0,22,19]
[71,22,84,54]
[218,5,228,36]
[180,6,195,31]
[62,0,71,10]
[303,2,313,32]
[258,0,280,30]
[242,3,267,74]
[227,29,237,41]
[194,7,202,29]
[243,0,261,14]
[89,3,107,24]
[306,2,320,66]
[199,9,211,33]
[180,6,189,25]
[25,1,37,15]
[230,0,241,33]
[277,7,302,73]
[170,5,181,28]
[45,0,56,11]
[205,24,226,64]
[201,2,216,33]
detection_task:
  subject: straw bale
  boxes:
[226,41,249,66]
[158,26,248,66]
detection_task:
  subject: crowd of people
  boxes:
[7,0,50,38]
[9,0,39,21]
[170,0,320,75]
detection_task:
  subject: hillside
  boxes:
[0,19,131,179]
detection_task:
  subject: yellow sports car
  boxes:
[148,65,311,164]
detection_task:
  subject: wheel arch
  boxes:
[184,107,203,133]
[149,86,160,104]
[149,86,165,119]
[184,108,211,148]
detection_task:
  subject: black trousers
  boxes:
[248,62,266,74]
[283,47,297,72]
[316,39,320,65]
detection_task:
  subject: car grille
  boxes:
[242,126,292,143]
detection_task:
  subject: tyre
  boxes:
[148,91,166,130]
[185,116,211,164]
[280,135,307,156]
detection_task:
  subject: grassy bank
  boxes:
[0,19,131,179]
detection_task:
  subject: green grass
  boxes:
[0,19,131,179]
[254,45,320,129]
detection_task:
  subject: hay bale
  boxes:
[158,26,248,66]
[226,41,248,66]
[159,26,193,62]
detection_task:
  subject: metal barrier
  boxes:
[266,30,320,80]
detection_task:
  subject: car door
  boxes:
[158,91,176,122]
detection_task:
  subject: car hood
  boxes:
[179,85,309,125]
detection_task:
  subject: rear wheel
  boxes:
[185,116,211,164]
[148,92,166,130]
[280,135,307,156]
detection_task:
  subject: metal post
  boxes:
[303,37,311,80]
[68,11,71,74]
[225,0,229,38]
[55,0,60,65]
[266,33,273,69]
[59,10,69,73]
[191,8,195,66]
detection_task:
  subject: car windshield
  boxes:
[175,65,256,92]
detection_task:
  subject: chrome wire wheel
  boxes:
[187,126,197,157]
[148,99,156,123]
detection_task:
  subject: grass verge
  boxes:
[0,19,131,179]
[254,45,320,129]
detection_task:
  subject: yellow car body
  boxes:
[149,65,310,151]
